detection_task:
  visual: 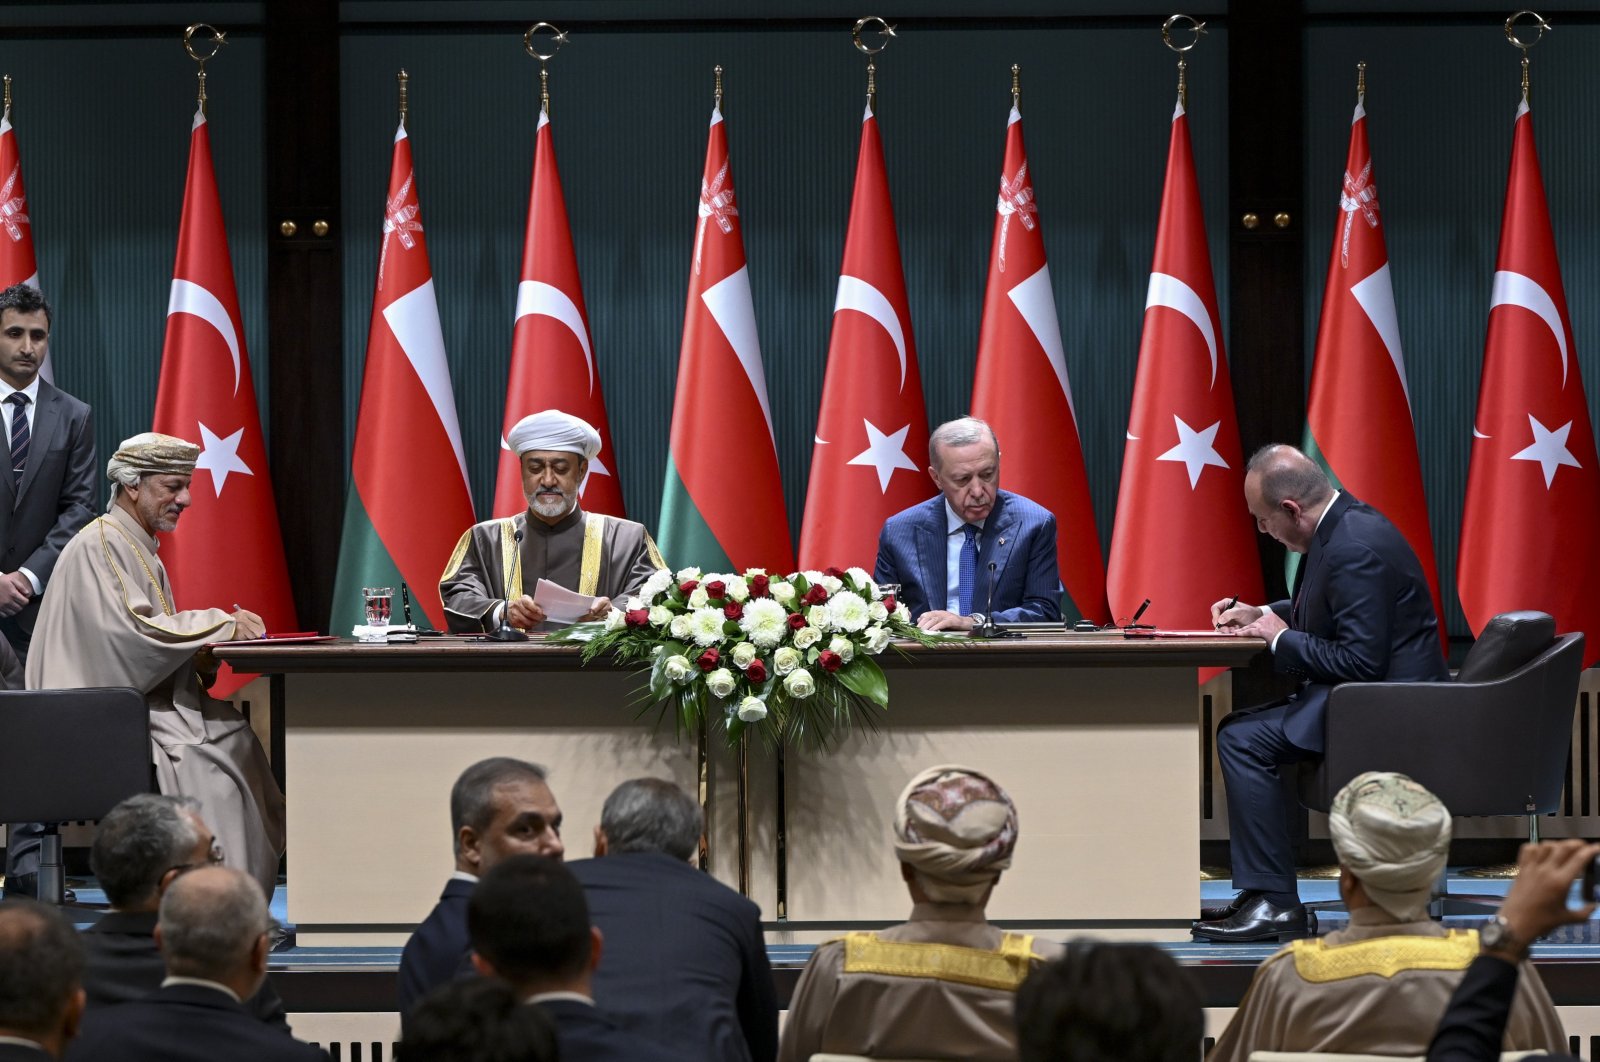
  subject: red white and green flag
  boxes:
[0,89,47,381]
[331,119,475,633]
[658,98,794,574]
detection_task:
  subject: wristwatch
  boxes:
[969,613,987,630]
[1479,915,1524,958]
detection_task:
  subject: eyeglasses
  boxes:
[166,838,225,878]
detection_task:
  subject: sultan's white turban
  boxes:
[892,764,1018,905]
[506,410,601,460]
[1329,771,1451,922]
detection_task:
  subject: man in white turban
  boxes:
[24,433,285,899]
[1209,771,1564,1061]
[778,765,1061,1062]
[440,410,666,634]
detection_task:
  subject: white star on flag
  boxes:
[1156,415,1228,488]
[194,422,252,496]
[848,418,920,492]
[1510,413,1580,488]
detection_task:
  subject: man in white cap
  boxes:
[778,765,1060,1062]
[1208,771,1564,1061]
[440,409,666,633]
[24,433,285,900]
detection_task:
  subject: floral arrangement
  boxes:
[553,565,937,748]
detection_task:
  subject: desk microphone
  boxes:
[973,562,1020,639]
[488,529,530,642]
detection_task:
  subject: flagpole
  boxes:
[1504,10,1551,103]
[714,64,723,112]
[524,21,568,119]
[3,76,11,123]
[182,22,228,115]
[1011,63,1020,109]
[852,15,896,115]
[1161,13,1207,107]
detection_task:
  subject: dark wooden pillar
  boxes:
[264,0,342,632]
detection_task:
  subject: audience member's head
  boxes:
[1330,770,1451,922]
[450,757,564,874]
[1016,942,1201,1062]
[0,899,85,1057]
[154,866,271,1000]
[90,793,216,912]
[595,777,702,861]
[468,854,598,998]
[893,764,1018,906]
[399,976,560,1062]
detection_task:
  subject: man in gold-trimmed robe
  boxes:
[777,765,1061,1062]
[24,434,285,899]
[440,410,665,634]
[1207,772,1564,1061]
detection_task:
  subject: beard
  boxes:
[526,488,575,520]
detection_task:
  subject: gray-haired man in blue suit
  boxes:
[873,417,1062,632]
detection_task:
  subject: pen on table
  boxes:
[401,583,414,626]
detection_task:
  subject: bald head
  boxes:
[0,899,84,1048]
[156,866,270,991]
[1244,444,1335,554]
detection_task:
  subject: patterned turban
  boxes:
[107,433,200,480]
[893,764,1018,904]
[506,410,601,460]
[1329,771,1451,922]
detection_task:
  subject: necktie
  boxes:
[956,523,979,616]
[7,393,28,488]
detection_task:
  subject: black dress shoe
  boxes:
[1200,889,1259,922]
[1191,894,1314,943]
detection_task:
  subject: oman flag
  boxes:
[493,109,624,518]
[153,108,295,696]
[797,101,928,571]
[1459,96,1600,665]
[969,99,1107,624]
[1106,96,1261,634]
[1302,85,1444,640]
[331,119,475,633]
[658,97,793,574]
[0,86,48,381]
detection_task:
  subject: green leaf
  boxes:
[836,656,888,706]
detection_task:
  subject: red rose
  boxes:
[824,566,846,579]
[803,584,830,606]
[705,580,727,599]
[696,648,720,671]
[679,579,699,595]
[884,595,897,612]
[749,574,771,597]
[745,659,768,683]
[818,650,843,673]
[723,602,744,621]
[625,608,650,628]
[787,612,807,630]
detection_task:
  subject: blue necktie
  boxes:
[7,393,28,488]
[956,523,979,616]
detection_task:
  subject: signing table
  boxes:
[217,633,1263,945]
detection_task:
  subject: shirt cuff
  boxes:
[1270,628,1286,653]
[490,601,506,630]
[16,568,38,596]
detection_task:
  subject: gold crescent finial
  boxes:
[1504,10,1551,103]
[183,23,228,114]
[1161,14,1207,109]
[853,16,896,115]
[525,22,569,117]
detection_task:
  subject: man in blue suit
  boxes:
[874,417,1062,631]
[1196,445,1447,943]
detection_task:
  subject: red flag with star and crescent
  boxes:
[1459,98,1600,665]
[797,103,928,571]
[1106,96,1262,641]
[492,109,625,518]
[0,98,48,381]
[152,108,295,696]
[970,101,1108,624]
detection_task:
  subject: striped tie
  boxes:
[7,393,28,488]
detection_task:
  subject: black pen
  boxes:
[1128,598,1151,627]
[1216,594,1239,630]
[401,583,414,626]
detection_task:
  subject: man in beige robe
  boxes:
[440,410,666,634]
[25,434,285,899]
[778,765,1062,1062]
[1208,771,1565,1061]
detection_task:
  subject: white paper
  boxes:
[534,579,600,624]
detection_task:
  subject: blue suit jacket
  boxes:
[397,876,474,1016]
[64,984,328,1062]
[536,998,700,1062]
[1269,492,1448,751]
[874,490,1062,623]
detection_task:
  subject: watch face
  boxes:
[1480,918,1509,949]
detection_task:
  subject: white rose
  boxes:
[738,598,789,649]
[725,576,750,603]
[604,608,626,631]
[641,569,674,600]
[736,696,768,722]
[689,607,727,647]
[821,575,843,595]
[773,646,803,675]
[771,582,797,605]
[743,567,768,578]
[802,570,828,587]
[670,615,693,640]
[863,625,892,654]
[826,592,870,633]
[806,604,831,630]
[688,587,711,609]
[731,641,758,669]
[706,668,737,699]
[625,595,646,612]
[828,636,855,663]
[648,605,673,628]
[663,655,694,683]
[868,600,889,622]
[675,566,703,582]
[792,626,822,650]
[893,602,911,623]
[783,668,816,699]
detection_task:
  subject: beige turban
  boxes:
[506,410,601,460]
[107,433,200,480]
[893,765,1018,904]
[1329,771,1451,922]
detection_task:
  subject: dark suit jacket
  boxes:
[874,490,1062,623]
[80,910,288,1029]
[536,998,700,1062]
[0,1044,50,1060]
[1268,492,1449,751]
[0,379,93,650]
[397,877,473,1016]
[570,852,778,1062]
[1428,956,1578,1062]
[62,983,327,1062]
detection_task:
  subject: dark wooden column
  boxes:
[264,0,342,632]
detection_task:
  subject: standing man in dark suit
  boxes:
[63,866,327,1062]
[0,284,96,900]
[1196,444,1448,943]
[0,898,85,1059]
[874,417,1062,631]
[571,778,777,1062]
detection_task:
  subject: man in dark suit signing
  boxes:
[0,899,85,1059]
[571,778,777,1062]
[874,416,1062,631]
[1196,444,1448,943]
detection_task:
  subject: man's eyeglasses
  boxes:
[167,838,225,877]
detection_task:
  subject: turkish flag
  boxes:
[0,99,47,381]
[1459,99,1600,665]
[797,104,928,571]
[153,109,295,696]
[1106,98,1262,640]
[1304,90,1445,642]
[969,102,1107,624]
[492,110,624,518]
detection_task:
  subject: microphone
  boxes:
[488,528,531,642]
[973,561,1020,639]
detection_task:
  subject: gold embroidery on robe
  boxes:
[1291,930,1479,983]
[840,930,1038,991]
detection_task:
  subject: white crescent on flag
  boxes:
[1490,270,1568,388]
[168,278,242,396]
[834,274,908,391]
[516,280,594,393]
[1145,272,1218,389]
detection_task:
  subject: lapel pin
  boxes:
[999,537,1006,546]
